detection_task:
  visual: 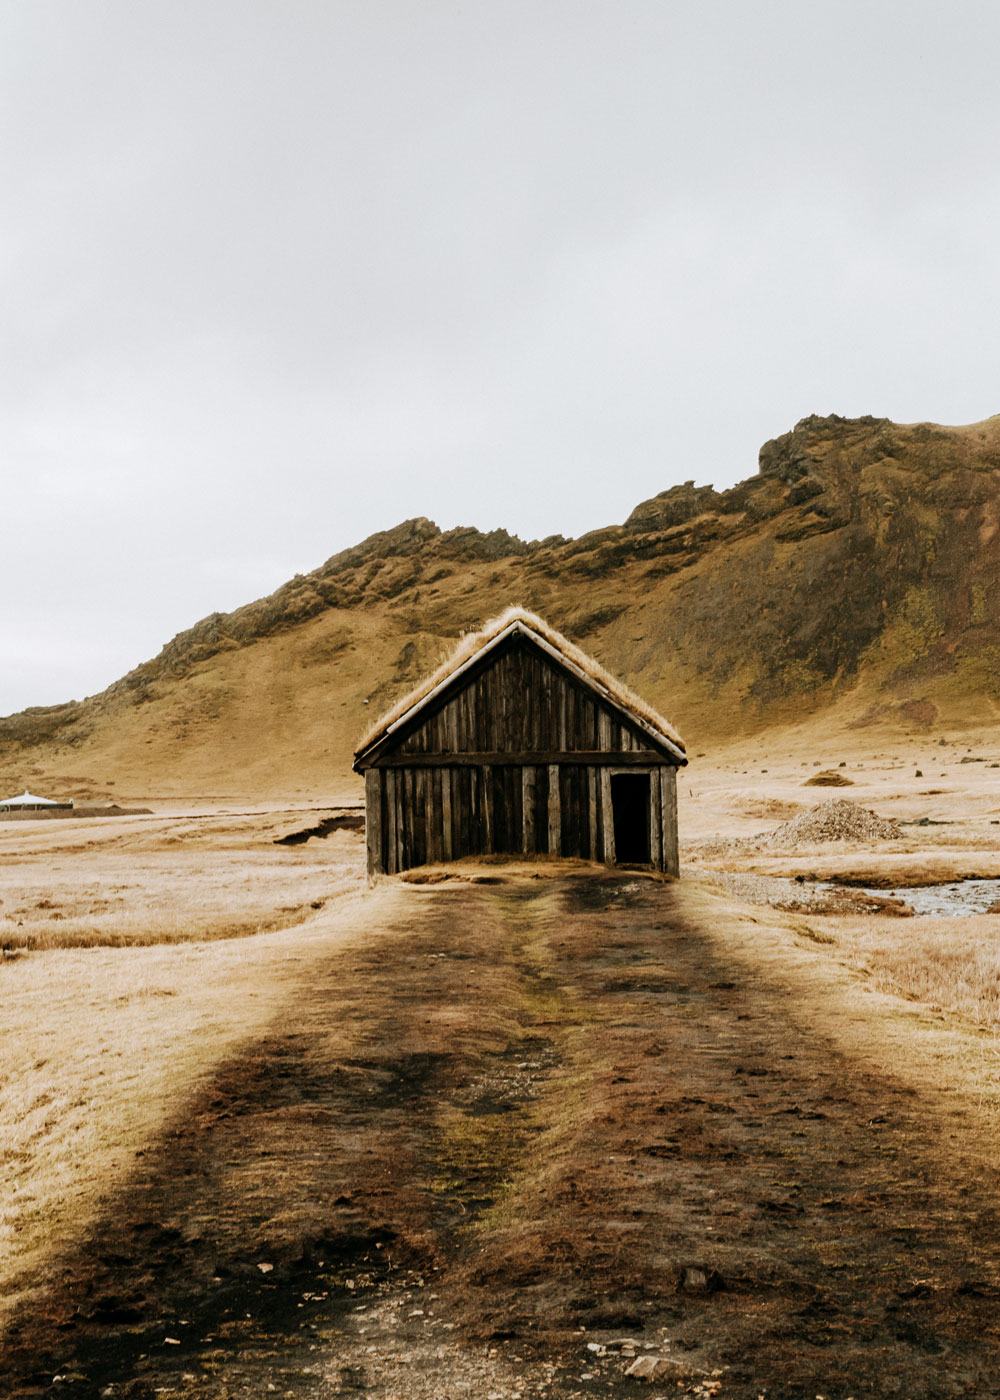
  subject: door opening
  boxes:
[610,772,651,864]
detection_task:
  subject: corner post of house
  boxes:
[661,766,679,877]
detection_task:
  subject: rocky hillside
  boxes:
[4,412,1000,799]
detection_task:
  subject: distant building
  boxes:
[0,789,72,812]
[353,608,687,878]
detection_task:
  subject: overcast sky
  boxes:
[4,0,1000,714]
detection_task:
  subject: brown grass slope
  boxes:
[4,411,1000,800]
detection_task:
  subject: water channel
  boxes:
[840,878,1000,917]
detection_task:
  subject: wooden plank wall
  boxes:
[396,639,657,758]
[368,760,678,876]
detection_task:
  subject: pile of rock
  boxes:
[753,799,900,850]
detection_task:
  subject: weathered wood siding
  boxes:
[362,636,682,877]
[394,639,656,757]
[367,758,679,877]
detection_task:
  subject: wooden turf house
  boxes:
[353,608,687,878]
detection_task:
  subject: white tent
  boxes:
[0,789,64,810]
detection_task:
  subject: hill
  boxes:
[4,411,1000,800]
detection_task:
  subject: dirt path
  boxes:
[5,870,1000,1399]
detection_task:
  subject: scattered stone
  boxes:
[624,1354,674,1380]
[677,1264,723,1294]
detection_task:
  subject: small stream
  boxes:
[847,878,1000,917]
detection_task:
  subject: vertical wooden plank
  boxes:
[411,768,421,868]
[547,762,561,856]
[481,765,493,853]
[498,765,509,853]
[519,652,529,751]
[465,766,476,856]
[487,666,496,752]
[383,767,392,873]
[383,768,396,874]
[491,766,503,852]
[394,767,404,875]
[404,768,416,871]
[422,768,433,866]
[501,649,513,750]
[441,768,453,861]
[649,766,662,870]
[600,767,615,865]
[597,708,611,752]
[560,767,577,859]
[481,665,490,752]
[454,767,465,858]
[422,767,436,862]
[661,766,679,877]
[501,765,510,853]
[557,678,568,751]
[588,766,598,862]
[364,769,382,877]
[396,769,406,873]
[527,652,538,750]
[521,765,535,853]
[471,675,481,752]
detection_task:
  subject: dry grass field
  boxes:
[0,810,363,950]
[4,728,1000,1397]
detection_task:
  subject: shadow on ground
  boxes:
[5,870,1000,1399]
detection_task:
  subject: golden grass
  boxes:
[830,914,1000,1030]
[0,823,381,1334]
[0,810,363,949]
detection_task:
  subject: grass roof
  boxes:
[356,606,685,758]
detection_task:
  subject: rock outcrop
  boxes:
[4,411,1000,793]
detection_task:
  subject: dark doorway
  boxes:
[610,773,651,864]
